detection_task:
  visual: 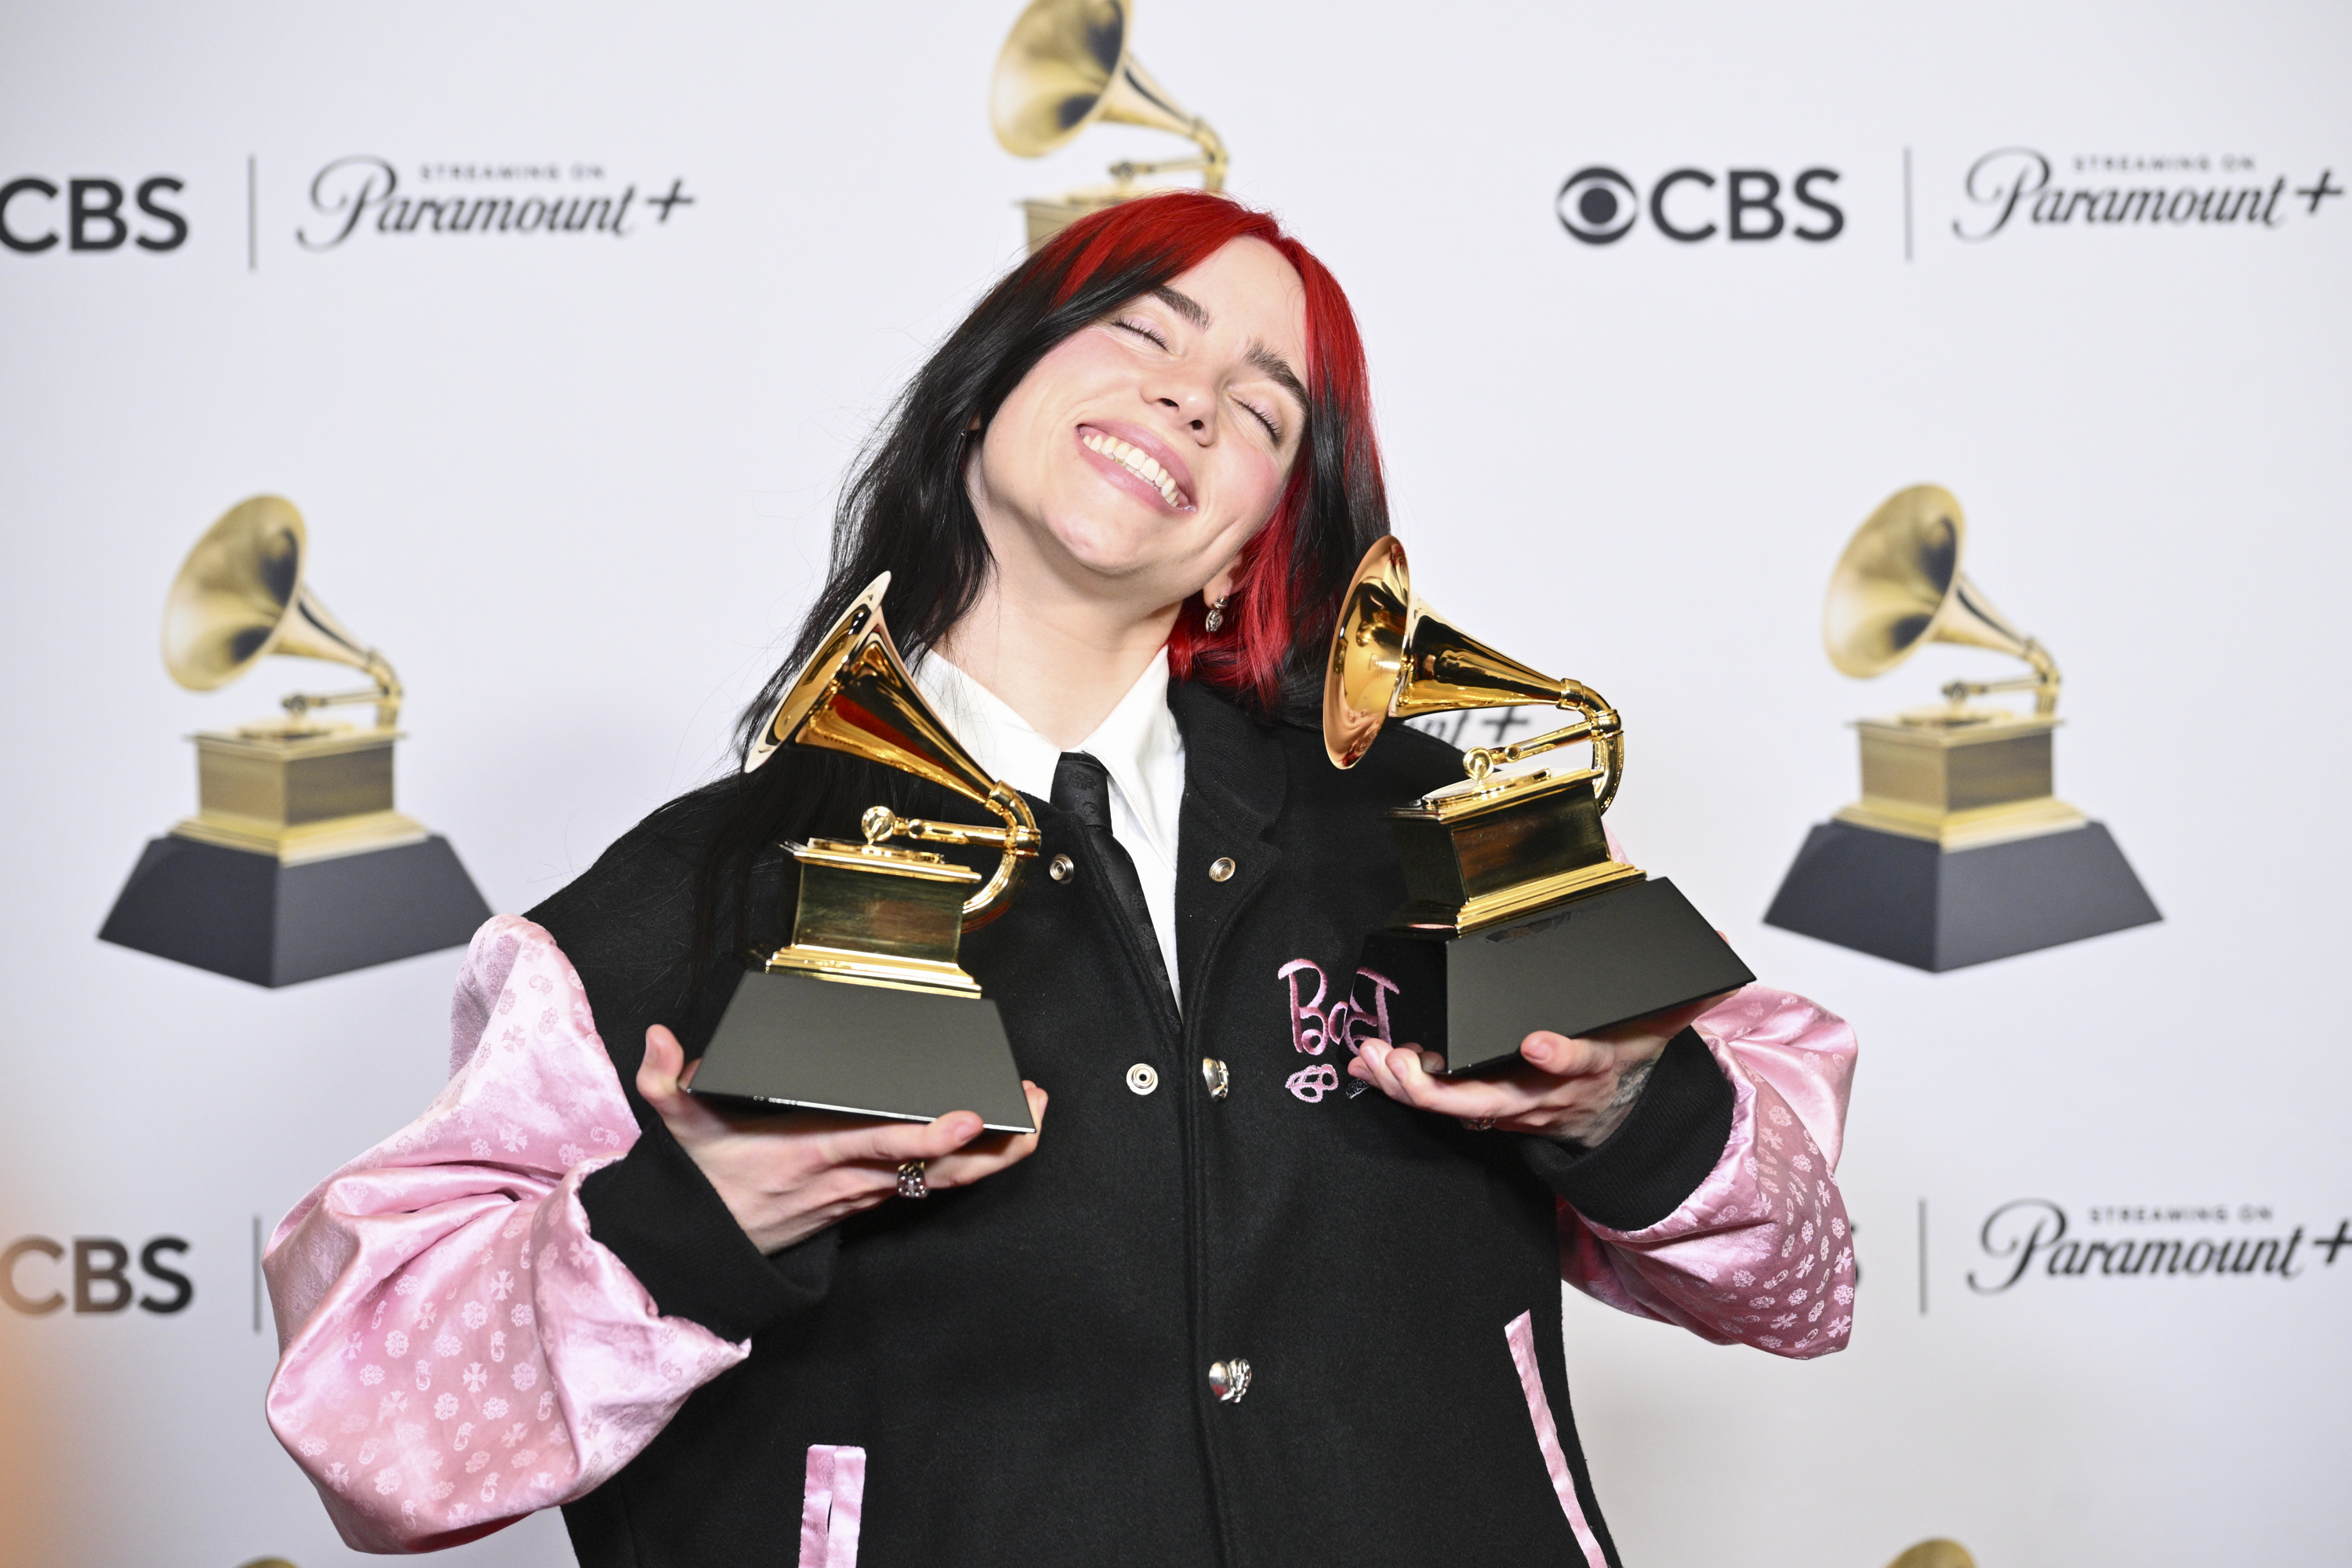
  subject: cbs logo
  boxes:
[1,176,187,253]
[1557,165,1843,245]
[1,1235,193,1315]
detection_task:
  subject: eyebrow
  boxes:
[1148,285,1310,426]
[1247,343,1309,419]
[1149,285,1211,327]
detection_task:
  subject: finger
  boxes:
[1358,1040,1413,1102]
[902,1082,1054,1194]
[838,1111,988,1171]
[1519,1031,1610,1079]
[1417,1049,1446,1075]
[637,1024,686,1104]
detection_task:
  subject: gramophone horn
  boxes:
[1824,485,2060,715]
[990,0,1228,189]
[747,574,1040,927]
[1323,537,1626,810]
[162,495,401,729]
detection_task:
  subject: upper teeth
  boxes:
[1083,431,1188,509]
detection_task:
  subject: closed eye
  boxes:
[1242,399,1281,443]
[1113,317,1169,349]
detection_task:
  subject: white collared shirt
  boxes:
[914,648,1186,1001]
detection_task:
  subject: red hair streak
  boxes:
[1034,192,1385,715]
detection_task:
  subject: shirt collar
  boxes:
[913,648,1182,866]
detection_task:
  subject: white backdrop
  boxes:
[2,2,2347,1564]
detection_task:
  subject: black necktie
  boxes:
[1051,751,1176,1013]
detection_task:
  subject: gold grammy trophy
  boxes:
[1326,539,1752,1076]
[1763,485,2158,971]
[99,495,488,986]
[991,0,1229,251]
[687,575,1043,1132]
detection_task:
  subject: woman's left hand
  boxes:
[1348,993,1731,1146]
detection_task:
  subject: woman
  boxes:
[264,192,1856,1567]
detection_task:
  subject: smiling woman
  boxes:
[260,191,1857,1568]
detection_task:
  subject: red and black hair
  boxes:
[687,192,1387,971]
[1028,191,1388,713]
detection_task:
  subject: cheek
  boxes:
[1219,446,1290,532]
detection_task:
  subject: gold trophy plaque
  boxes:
[1764,485,2158,970]
[1327,539,1752,1076]
[98,496,488,986]
[688,575,1043,1132]
[991,0,1229,251]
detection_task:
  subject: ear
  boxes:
[1200,562,1240,604]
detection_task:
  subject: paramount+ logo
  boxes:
[1556,164,1844,245]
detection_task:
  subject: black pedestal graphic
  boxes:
[99,835,490,987]
[690,969,1037,1134]
[1763,819,2160,972]
[1363,879,1757,1077]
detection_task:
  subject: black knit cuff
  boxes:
[1519,1026,1735,1232]
[578,1123,837,1343]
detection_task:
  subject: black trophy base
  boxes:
[690,969,1036,1134]
[1762,818,2161,972]
[1363,877,1756,1078]
[98,834,491,988]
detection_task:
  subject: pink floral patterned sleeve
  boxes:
[1559,986,1859,1358]
[263,916,745,1552]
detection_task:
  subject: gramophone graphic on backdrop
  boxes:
[991,0,1228,251]
[685,574,1041,1134]
[1764,485,2158,971]
[1325,538,1754,1076]
[98,496,488,986]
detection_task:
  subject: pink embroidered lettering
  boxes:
[1344,968,1399,1054]
[1286,1064,1339,1102]
[1279,960,1404,1058]
[1276,959,1330,1054]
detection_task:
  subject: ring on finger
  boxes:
[896,1159,928,1200]
[1461,1116,1496,1132]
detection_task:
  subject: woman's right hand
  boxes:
[636,1024,1048,1254]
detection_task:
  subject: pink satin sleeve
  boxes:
[1559,985,1859,1358]
[262,916,747,1552]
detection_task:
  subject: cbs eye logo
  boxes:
[1557,168,1641,244]
[1557,164,1844,245]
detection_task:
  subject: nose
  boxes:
[1145,368,1218,443]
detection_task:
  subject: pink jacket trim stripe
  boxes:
[799,1444,867,1568]
[1504,1309,1607,1568]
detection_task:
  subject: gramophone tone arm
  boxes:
[1460,683,1627,813]
[860,807,1042,857]
[1105,122,1228,193]
[1936,639,2061,717]
[1108,156,1212,182]
[280,653,404,731]
[858,789,1043,932]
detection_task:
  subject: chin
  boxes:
[1046,516,1171,579]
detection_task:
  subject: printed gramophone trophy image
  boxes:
[992,0,1228,251]
[1327,539,1755,1076]
[686,575,1041,1133]
[98,496,490,987]
[1763,485,2159,971]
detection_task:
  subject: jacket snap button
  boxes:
[1208,856,1236,882]
[1200,1058,1229,1099]
[1208,1359,1251,1403]
[1126,1063,1159,1095]
[1048,853,1075,882]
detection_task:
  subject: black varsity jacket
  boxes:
[532,680,1737,1568]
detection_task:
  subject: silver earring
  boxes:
[1204,593,1230,633]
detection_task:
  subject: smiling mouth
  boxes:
[1081,428,1193,511]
